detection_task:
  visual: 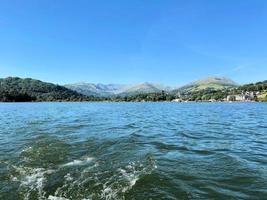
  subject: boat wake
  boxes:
[6,155,157,200]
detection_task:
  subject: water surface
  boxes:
[0,102,267,200]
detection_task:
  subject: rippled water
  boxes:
[0,102,267,200]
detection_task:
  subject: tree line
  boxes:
[0,77,101,102]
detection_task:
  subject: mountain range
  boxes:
[65,82,172,96]
[65,76,237,97]
[1,76,266,102]
[64,83,130,97]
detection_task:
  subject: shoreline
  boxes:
[0,100,266,103]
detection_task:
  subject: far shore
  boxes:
[0,100,265,103]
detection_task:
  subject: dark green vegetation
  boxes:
[0,77,101,102]
[110,89,229,102]
[110,91,175,102]
[236,80,267,93]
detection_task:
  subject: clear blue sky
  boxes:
[0,0,267,86]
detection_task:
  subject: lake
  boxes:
[0,102,267,200]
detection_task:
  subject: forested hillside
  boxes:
[0,77,98,102]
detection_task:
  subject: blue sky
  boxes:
[0,0,267,86]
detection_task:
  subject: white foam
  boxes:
[101,187,116,200]
[48,195,91,200]
[61,157,94,167]
[100,161,150,199]
[14,167,55,200]
[10,157,156,200]
[120,166,139,193]
[48,195,70,200]
[21,146,32,152]
[64,173,73,181]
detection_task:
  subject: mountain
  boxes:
[0,77,92,102]
[119,82,170,96]
[64,83,130,97]
[174,76,238,94]
[65,82,171,97]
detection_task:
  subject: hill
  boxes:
[119,82,167,96]
[174,76,238,94]
[0,77,94,102]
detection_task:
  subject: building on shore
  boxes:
[172,98,182,102]
[226,92,256,101]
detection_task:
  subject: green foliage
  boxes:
[173,88,229,101]
[234,80,267,93]
[0,77,102,102]
[110,90,176,102]
[257,92,267,102]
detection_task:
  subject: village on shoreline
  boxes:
[171,91,261,103]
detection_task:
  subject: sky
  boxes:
[0,0,267,86]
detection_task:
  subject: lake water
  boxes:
[0,102,267,200]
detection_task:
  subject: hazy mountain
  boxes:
[66,82,172,97]
[119,82,171,96]
[152,83,174,91]
[65,83,131,96]
[0,77,90,102]
[65,77,238,97]
[174,76,238,93]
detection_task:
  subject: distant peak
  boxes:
[190,76,238,86]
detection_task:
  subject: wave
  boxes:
[6,144,156,200]
[100,158,157,200]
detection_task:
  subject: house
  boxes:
[172,98,182,102]
[226,92,255,101]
